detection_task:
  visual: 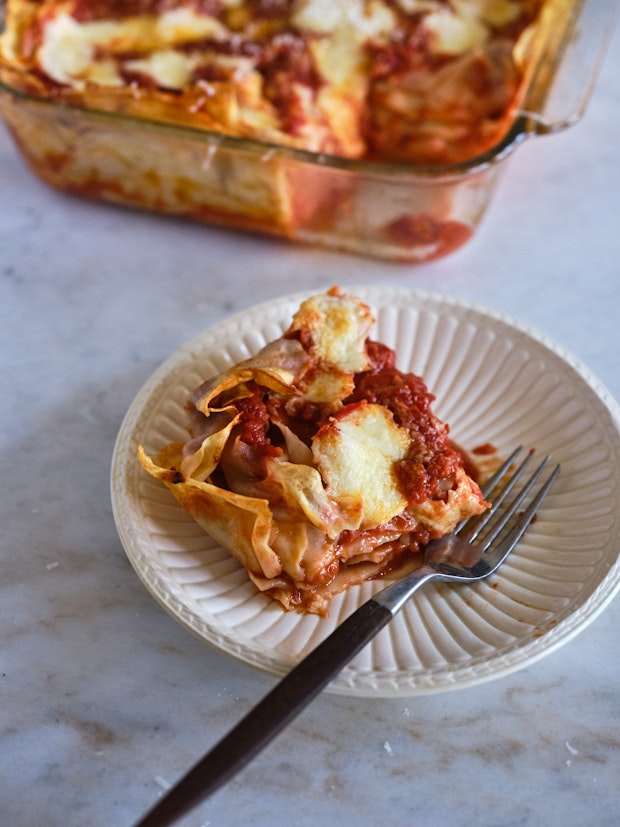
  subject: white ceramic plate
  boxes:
[111,287,620,697]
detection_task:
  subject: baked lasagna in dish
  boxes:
[138,289,489,615]
[1,0,545,165]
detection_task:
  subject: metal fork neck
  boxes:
[372,564,438,615]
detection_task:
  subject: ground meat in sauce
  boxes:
[347,340,462,505]
[225,383,283,457]
[364,339,396,372]
[259,32,324,93]
[71,0,224,22]
[226,339,464,505]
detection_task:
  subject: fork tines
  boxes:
[461,446,560,553]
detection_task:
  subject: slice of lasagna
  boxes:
[138,288,488,615]
[1,0,545,165]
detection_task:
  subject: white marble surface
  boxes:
[2,22,620,827]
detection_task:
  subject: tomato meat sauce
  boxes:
[228,339,464,507]
[347,341,462,506]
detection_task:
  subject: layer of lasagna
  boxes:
[1,0,545,165]
[138,288,488,615]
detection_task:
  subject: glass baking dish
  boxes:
[0,0,616,262]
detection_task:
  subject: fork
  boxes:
[132,446,559,827]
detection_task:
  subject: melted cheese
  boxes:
[38,8,228,86]
[125,50,200,90]
[425,9,488,55]
[313,404,410,528]
[289,290,373,374]
[292,0,396,37]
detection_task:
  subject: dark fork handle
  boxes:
[133,598,393,827]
